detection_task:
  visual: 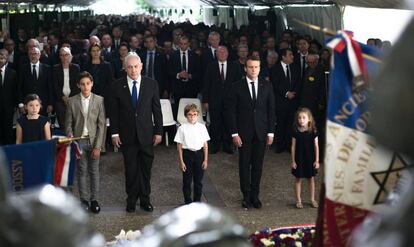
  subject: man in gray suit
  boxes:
[65,71,106,214]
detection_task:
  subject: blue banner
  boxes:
[2,139,56,191]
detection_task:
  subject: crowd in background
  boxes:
[0,13,389,149]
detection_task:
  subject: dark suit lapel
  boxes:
[242,79,254,106]
[38,64,43,81]
[58,64,64,89]
[137,77,146,108]
[121,78,134,110]
[257,80,265,103]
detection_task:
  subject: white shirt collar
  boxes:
[218,60,227,65]
[81,94,91,100]
[246,76,257,84]
[0,64,6,72]
[30,61,40,67]
[127,75,141,84]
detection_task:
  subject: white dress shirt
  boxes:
[127,75,142,102]
[62,68,71,96]
[81,94,91,136]
[30,61,40,79]
[218,60,227,80]
[174,121,210,151]
[0,64,6,85]
[246,77,258,100]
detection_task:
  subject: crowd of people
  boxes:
[1,13,389,214]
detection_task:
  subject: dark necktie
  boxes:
[220,63,224,81]
[251,81,256,105]
[286,64,291,87]
[147,51,154,78]
[182,52,187,71]
[302,55,306,78]
[32,65,37,80]
[213,49,217,60]
[131,80,137,108]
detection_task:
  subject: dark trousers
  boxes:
[55,101,66,129]
[182,149,205,203]
[209,107,231,150]
[276,108,295,151]
[238,135,266,201]
[0,108,14,145]
[121,142,154,205]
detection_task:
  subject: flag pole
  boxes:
[292,18,382,64]
[56,135,89,144]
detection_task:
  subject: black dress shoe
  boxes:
[126,204,136,213]
[251,199,262,209]
[241,200,251,209]
[90,200,101,214]
[81,199,89,211]
[140,203,154,212]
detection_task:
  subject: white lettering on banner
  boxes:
[325,121,388,211]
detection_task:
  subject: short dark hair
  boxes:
[184,104,199,116]
[78,71,94,83]
[245,55,260,67]
[279,48,292,58]
[24,94,42,106]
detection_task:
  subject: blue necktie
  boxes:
[131,80,137,108]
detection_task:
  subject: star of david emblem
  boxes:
[371,153,412,205]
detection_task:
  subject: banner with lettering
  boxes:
[2,139,56,191]
[320,31,411,246]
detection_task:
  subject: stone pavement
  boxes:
[82,144,322,241]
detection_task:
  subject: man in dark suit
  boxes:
[203,46,241,154]
[109,53,163,213]
[48,33,60,66]
[18,47,53,116]
[300,53,326,121]
[200,31,220,77]
[0,49,18,145]
[168,35,200,116]
[140,35,168,99]
[101,33,116,62]
[293,37,309,81]
[3,39,19,71]
[225,56,275,209]
[270,48,301,153]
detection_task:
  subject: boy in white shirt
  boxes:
[174,104,210,204]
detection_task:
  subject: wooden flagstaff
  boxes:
[292,18,382,64]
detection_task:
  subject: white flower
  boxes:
[260,238,275,246]
[295,241,303,247]
[115,229,141,241]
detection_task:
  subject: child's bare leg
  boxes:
[295,178,302,208]
[308,177,318,207]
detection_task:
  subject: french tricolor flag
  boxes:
[53,138,82,187]
[314,31,410,246]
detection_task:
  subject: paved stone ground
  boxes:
[80,142,322,241]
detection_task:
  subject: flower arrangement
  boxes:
[249,224,315,247]
[106,229,141,246]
